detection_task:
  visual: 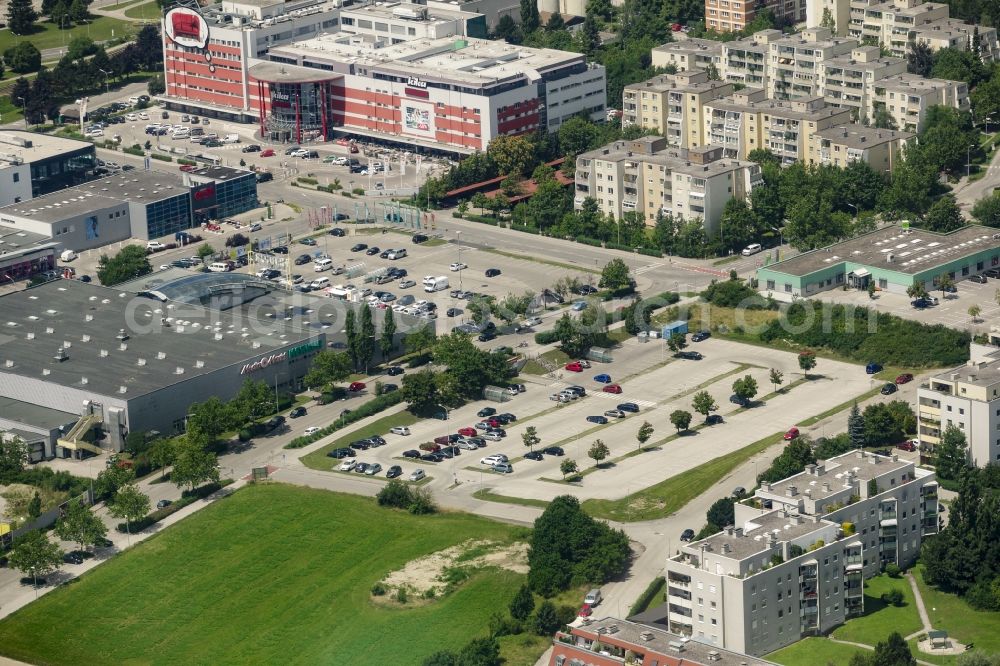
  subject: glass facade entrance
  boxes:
[256,80,336,144]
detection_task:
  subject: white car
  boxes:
[399,279,416,289]
[125,113,138,121]
[741,243,763,256]
[481,454,508,466]
[524,316,542,327]
[128,96,140,105]
[483,432,504,442]
[339,459,357,472]
[449,262,467,272]
[146,241,166,251]
[304,426,320,436]
[85,129,104,137]
[458,439,479,451]
[290,149,310,158]
[409,469,426,481]
[138,112,149,120]
[389,426,410,436]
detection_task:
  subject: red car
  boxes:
[458,427,477,437]
[179,164,197,172]
[783,427,800,441]
[895,373,914,385]
[348,381,366,392]
[897,440,917,452]
[487,418,502,428]
[602,384,623,394]
[565,362,583,372]
[578,604,593,617]
[260,148,275,157]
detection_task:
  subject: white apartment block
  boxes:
[622,70,733,149]
[878,72,969,130]
[768,28,857,100]
[814,124,914,172]
[917,343,1000,467]
[574,137,761,233]
[818,45,906,121]
[651,39,723,72]
[665,450,939,656]
[721,30,780,90]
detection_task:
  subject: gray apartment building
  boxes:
[664,450,939,656]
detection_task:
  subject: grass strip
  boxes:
[629,576,666,616]
[472,488,550,509]
[299,410,419,471]
[481,248,601,274]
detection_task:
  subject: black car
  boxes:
[366,247,380,256]
[369,435,387,447]
[156,499,173,509]
[440,445,461,456]
[881,383,898,395]
[478,330,497,342]
[412,234,429,244]
[256,172,274,183]
[680,528,696,542]
[351,243,368,252]
[295,254,312,265]
[485,268,501,277]
[380,249,392,258]
[542,446,565,456]
[386,465,402,479]
[524,451,544,461]
[403,449,421,458]
[272,246,288,254]
[477,407,497,418]
[386,366,404,376]
[499,413,516,422]
[576,284,598,295]
[677,351,703,360]
[334,213,350,221]
[242,144,261,153]
[586,415,608,424]
[327,447,353,459]
[420,452,443,462]
[911,298,932,309]
[730,394,748,406]
[691,330,711,342]
[985,268,1000,278]
[266,415,286,430]
[63,551,85,565]
[289,406,307,418]
[446,308,463,317]
[382,383,398,392]
[350,439,371,450]
[329,227,346,237]
[706,414,724,425]
[618,402,640,413]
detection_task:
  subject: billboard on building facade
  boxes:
[403,102,434,138]
[165,7,210,49]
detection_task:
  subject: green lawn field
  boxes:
[0,484,528,665]
[123,1,162,21]
[768,637,869,666]
[0,17,134,55]
[831,574,922,646]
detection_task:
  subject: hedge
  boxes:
[123,145,145,157]
[116,479,234,533]
[178,158,196,166]
[298,177,319,185]
[464,213,500,226]
[534,330,559,345]
[604,242,635,252]
[284,391,404,449]
[575,236,603,247]
[150,153,172,162]
[637,247,664,258]
[511,224,540,235]
[352,187,365,195]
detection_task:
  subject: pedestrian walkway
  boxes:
[904,572,933,640]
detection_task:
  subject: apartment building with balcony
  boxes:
[651,39,723,72]
[911,18,1000,62]
[817,45,907,120]
[768,28,857,100]
[704,90,852,164]
[574,137,760,232]
[721,30,780,90]
[917,345,1000,467]
[664,450,938,656]
[705,0,806,33]
[813,124,914,172]
[877,72,969,130]
[622,70,733,149]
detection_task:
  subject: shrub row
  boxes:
[284,391,405,448]
[352,187,365,195]
[511,224,540,235]
[297,176,319,185]
[575,236,603,247]
[637,247,664,258]
[604,242,634,253]
[534,330,560,345]
[116,479,233,533]
[178,158,196,166]
[123,146,144,157]
[464,213,500,226]
[150,153,172,162]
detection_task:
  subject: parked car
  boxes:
[677,351,703,360]
[866,362,883,374]
[604,409,626,419]
[365,463,383,475]
[351,243,368,252]
[783,426,800,440]
[584,589,603,606]
[881,383,898,395]
[691,330,711,342]
[897,439,918,452]
[339,459,357,472]
[895,373,914,384]
[63,552,85,565]
[485,268,501,277]
[387,366,404,376]
[706,414,724,425]
[458,427,478,437]
[412,234,429,243]
[492,462,514,474]
[481,454,508,466]
[477,407,497,418]
[543,446,565,456]
[354,462,369,474]
[386,465,402,479]
[402,449,421,458]
[524,451,544,461]
[289,406,307,418]
[389,426,410,436]
[409,469,426,481]
[578,604,593,618]
[602,384,623,394]
[349,381,366,392]
[593,373,612,383]
[970,274,988,284]
[586,415,608,424]
[156,499,173,509]
[565,362,584,372]
[680,528,696,542]
[329,227,346,237]
[618,402,640,413]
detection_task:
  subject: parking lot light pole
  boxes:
[968,144,977,179]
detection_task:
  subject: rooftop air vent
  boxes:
[137,358,146,366]
[54,347,68,362]
[116,329,130,341]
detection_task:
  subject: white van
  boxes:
[424,276,449,293]
[172,127,190,139]
[60,249,77,262]
[741,243,763,256]
[310,276,331,290]
[222,133,240,144]
[208,262,231,273]
[314,258,333,272]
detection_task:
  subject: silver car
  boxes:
[365,463,383,475]
[492,462,514,474]
[409,469,426,481]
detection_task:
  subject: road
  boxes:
[954,140,1000,214]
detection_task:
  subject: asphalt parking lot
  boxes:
[317,337,879,502]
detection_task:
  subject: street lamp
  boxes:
[967,144,977,179]
[16,97,27,129]
[98,68,110,98]
[770,225,783,261]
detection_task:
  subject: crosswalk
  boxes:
[633,263,663,276]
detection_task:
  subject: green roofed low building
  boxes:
[756,224,1000,300]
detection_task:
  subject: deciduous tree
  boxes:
[588,439,609,467]
[692,391,717,421]
[55,500,107,552]
[560,458,578,479]
[97,245,152,286]
[636,421,654,450]
[509,583,535,621]
[8,530,62,587]
[522,425,541,452]
[170,438,220,491]
[107,483,150,536]
[798,349,817,378]
[303,350,352,390]
[769,368,784,393]
[670,409,692,433]
[599,258,631,291]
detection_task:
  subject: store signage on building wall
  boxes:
[241,351,288,375]
[272,91,291,102]
[164,6,216,73]
[406,77,427,89]
[287,339,322,360]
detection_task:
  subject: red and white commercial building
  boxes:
[161,0,606,154]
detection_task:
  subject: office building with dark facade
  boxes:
[0,131,96,207]
[185,165,260,221]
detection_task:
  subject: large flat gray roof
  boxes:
[0,395,78,430]
[0,190,124,224]
[75,171,190,205]
[0,280,318,398]
[760,224,1000,277]
[186,165,256,182]
[689,510,829,561]
[0,131,93,166]
[0,225,52,249]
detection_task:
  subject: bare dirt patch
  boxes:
[373,539,528,606]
